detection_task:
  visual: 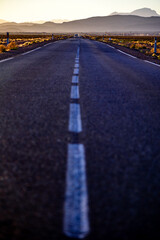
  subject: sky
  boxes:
[0,0,160,22]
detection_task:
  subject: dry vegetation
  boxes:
[0,34,72,53]
[84,35,160,60]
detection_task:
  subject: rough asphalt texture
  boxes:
[0,39,160,240]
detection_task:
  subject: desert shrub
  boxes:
[0,44,6,52]
[7,42,18,50]
[150,48,154,53]
[152,53,157,58]
[23,42,30,46]
[156,49,160,54]
[145,51,150,55]
[135,43,144,50]
[149,48,160,54]
[130,43,135,49]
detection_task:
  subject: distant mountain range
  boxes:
[0,8,160,33]
[110,8,159,17]
[32,19,69,24]
[0,19,69,25]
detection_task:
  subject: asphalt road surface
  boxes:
[0,38,160,240]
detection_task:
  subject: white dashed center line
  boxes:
[64,144,90,239]
[72,76,79,84]
[68,103,82,133]
[71,85,80,99]
[74,63,79,68]
[63,44,90,239]
[73,68,79,75]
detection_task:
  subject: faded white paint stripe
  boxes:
[71,85,80,99]
[72,76,79,84]
[107,44,115,49]
[44,43,52,47]
[76,48,80,57]
[69,103,82,133]
[74,68,79,75]
[75,63,79,68]
[21,47,41,55]
[144,60,160,67]
[64,144,90,239]
[0,57,14,63]
[117,50,137,59]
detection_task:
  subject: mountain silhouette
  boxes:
[110,8,159,17]
[0,8,160,33]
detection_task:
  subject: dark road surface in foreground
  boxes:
[0,39,160,240]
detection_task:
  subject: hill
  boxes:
[131,8,159,17]
[0,15,160,33]
[110,8,159,17]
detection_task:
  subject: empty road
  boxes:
[0,38,160,240]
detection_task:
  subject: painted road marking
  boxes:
[64,144,90,239]
[64,45,89,239]
[76,48,80,57]
[71,85,80,99]
[0,57,14,63]
[72,76,79,84]
[144,60,160,68]
[44,43,52,47]
[117,50,137,59]
[74,68,79,75]
[21,47,41,55]
[75,63,79,68]
[104,42,160,66]
[107,44,115,49]
[0,43,53,63]
[69,103,82,133]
